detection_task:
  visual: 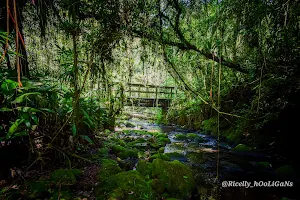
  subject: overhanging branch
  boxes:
[132,29,248,73]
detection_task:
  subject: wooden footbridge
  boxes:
[121,83,176,109]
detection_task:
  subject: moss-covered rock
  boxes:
[151,159,196,199]
[155,133,168,138]
[136,160,153,179]
[50,169,82,186]
[158,147,165,153]
[186,133,205,143]
[150,153,171,161]
[164,152,186,162]
[119,148,138,159]
[149,178,165,194]
[175,134,187,140]
[255,162,272,170]
[110,144,126,154]
[150,137,170,150]
[125,122,136,127]
[157,137,171,145]
[108,171,154,200]
[186,133,199,139]
[232,144,251,152]
[187,152,204,164]
[110,144,138,159]
[99,159,122,179]
[275,165,296,178]
[95,159,122,198]
[110,138,126,146]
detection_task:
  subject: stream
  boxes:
[116,115,299,200]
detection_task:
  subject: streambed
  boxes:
[114,116,298,200]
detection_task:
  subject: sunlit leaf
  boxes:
[12,92,41,104]
[11,131,28,139]
[7,119,24,139]
[17,107,41,113]
[1,79,18,93]
[24,120,31,128]
[31,115,39,125]
[0,107,13,112]
[41,108,55,113]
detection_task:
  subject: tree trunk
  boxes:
[72,32,80,138]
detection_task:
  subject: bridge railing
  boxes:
[125,83,176,100]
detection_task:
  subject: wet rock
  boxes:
[125,122,136,128]
[186,152,204,164]
[175,134,187,140]
[158,147,165,153]
[119,157,139,171]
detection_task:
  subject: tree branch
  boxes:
[132,29,248,73]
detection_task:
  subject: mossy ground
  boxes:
[93,129,197,200]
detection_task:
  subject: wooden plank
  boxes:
[125,90,173,94]
[127,83,175,89]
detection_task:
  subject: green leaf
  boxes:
[80,135,93,144]
[72,124,77,136]
[1,79,18,93]
[21,113,30,120]
[40,108,55,113]
[24,120,31,128]
[11,131,28,139]
[17,107,41,113]
[12,92,41,104]
[0,107,13,112]
[31,115,39,125]
[7,119,24,139]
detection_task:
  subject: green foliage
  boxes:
[201,117,218,135]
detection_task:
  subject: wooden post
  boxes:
[155,86,158,107]
[129,83,131,98]
[138,85,140,98]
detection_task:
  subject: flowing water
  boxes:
[116,115,299,200]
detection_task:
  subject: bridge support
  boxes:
[161,106,168,118]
